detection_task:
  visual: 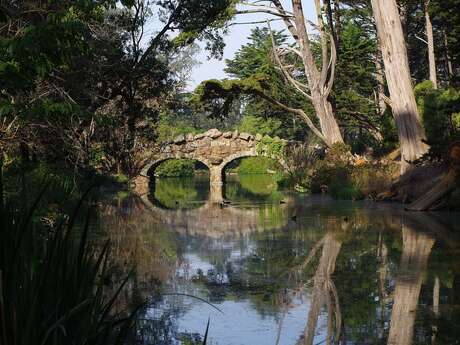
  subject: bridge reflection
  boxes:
[140,193,295,236]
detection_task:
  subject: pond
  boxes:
[97,174,460,345]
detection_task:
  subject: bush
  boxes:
[415,81,460,156]
[156,120,197,142]
[237,157,278,174]
[309,145,397,200]
[237,115,282,137]
[155,159,196,177]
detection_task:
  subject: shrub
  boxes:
[415,81,460,156]
[155,159,196,177]
[282,143,320,190]
[237,115,282,137]
[309,146,397,200]
[237,157,278,174]
[156,120,197,142]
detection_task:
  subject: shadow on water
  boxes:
[96,175,460,345]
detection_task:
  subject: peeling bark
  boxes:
[371,0,430,174]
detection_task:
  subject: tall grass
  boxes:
[0,160,133,345]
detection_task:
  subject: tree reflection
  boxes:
[96,195,180,315]
[93,191,460,345]
[303,231,342,345]
[387,219,435,345]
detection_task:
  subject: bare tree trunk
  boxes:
[374,47,387,116]
[387,224,435,345]
[325,0,338,48]
[371,0,429,174]
[443,30,454,79]
[293,0,343,146]
[311,95,344,146]
[425,0,437,89]
[333,0,341,43]
[259,0,344,146]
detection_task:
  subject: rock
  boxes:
[239,132,251,141]
[223,131,232,138]
[255,134,262,141]
[194,133,205,140]
[209,156,223,165]
[205,128,222,139]
[232,130,239,139]
[186,133,194,142]
[174,134,185,144]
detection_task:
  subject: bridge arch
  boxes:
[132,129,289,202]
[140,155,212,177]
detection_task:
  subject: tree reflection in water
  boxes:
[294,228,343,345]
[387,219,435,345]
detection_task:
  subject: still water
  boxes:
[98,174,460,345]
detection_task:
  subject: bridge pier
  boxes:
[131,175,150,195]
[209,165,224,203]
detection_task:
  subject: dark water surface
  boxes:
[98,174,460,345]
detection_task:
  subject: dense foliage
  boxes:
[0,0,235,176]
[155,159,196,177]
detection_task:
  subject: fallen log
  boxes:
[406,142,460,211]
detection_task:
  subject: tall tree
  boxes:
[371,0,429,173]
[198,0,344,146]
[424,0,437,88]
[224,28,311,140]
[267,0,344,146]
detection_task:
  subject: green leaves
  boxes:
[121,0,135,7]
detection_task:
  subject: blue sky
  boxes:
[188,1,316,89]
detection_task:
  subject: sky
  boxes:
[187,1,316,89]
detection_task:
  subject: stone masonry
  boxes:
[132,128,287,201]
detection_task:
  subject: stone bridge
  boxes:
[132,128,288,202]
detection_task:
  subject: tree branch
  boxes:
[236,9,293,18]
[268,22,312,100]
[253,89,326,143]
[324,32,337,96]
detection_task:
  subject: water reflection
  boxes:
[96,176,460,345]
[152,176,210,209]
[387,219,435,345]
[149,174,284,209]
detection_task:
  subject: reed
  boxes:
[0,160,132,345]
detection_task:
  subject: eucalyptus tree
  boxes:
[237,0,344,146]
[371,0,430,173]
[195,1,344,147]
